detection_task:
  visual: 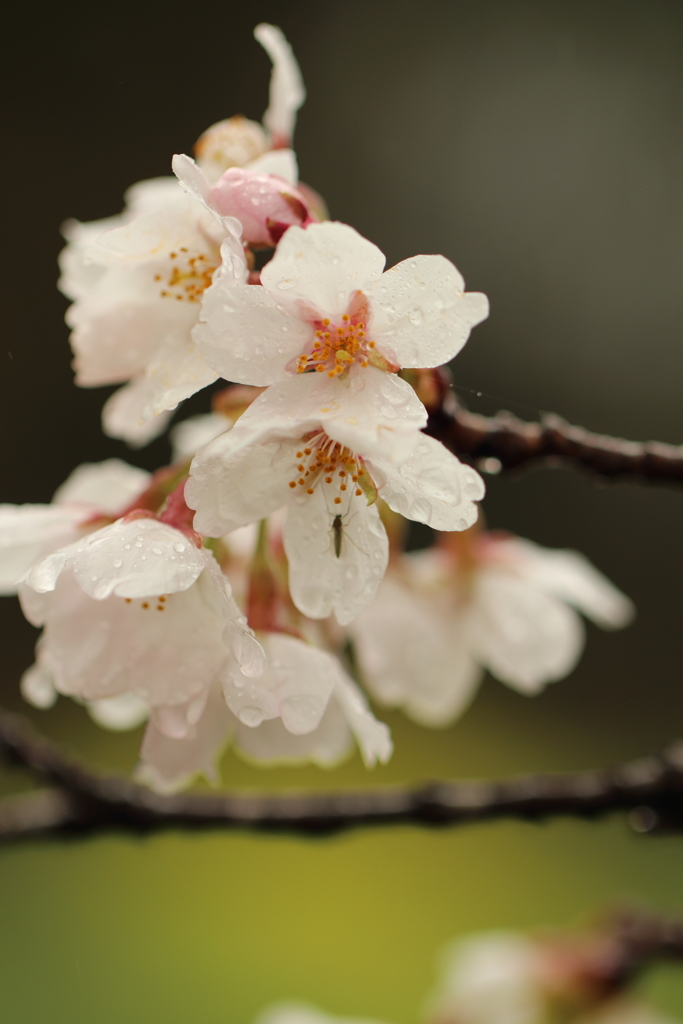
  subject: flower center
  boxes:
[155,248,218,303]
[296,314,376,378]
[288,435,366,502]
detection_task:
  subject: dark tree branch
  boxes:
[426,396,683,484]
[1,709,683,842]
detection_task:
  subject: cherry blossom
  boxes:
[186,374,484,624]
[348,530,634,726]
[0,459,149,595]
[138,632,392,792]
[18,517,265,732]
[425,931,678,1024]
[194,220,489,389]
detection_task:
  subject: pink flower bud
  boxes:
[210,169,314,247]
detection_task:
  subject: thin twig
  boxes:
[426,396,683,483]
[1,709,683,842]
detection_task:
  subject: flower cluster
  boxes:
[1,24,633,791]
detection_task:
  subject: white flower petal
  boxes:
[471,570,585,694]
[141,337,219,420]
[137,684,235,792]
[69,519,206,600]
[350,575,482,727]
[172,153,243,238]
[196,280,310,386]
[256,1004,390,1024]
[21,658,58,709]
[52,459,150,513]
[0,506,82,595]
[369,434,484,531]
[234,699,353,767]
[331,669,393,767]
[501,538,635,630]
[238,370,426,460]
[255,24,306,143]
[368,254,489,368]
[260,222,386,321]
[283,485,389,625]
[222,633,336,733]
[26,570,229,705]
[102,380,174,446]
[187,428,298,535]
[245,148,299,184]
[170,413,230,460]
[87,692,149,731]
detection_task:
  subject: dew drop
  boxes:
[174,542,186,553]
[238,706,266,727]
[112,559,123,568]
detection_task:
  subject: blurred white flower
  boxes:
[0,459,149,595]
[195,221,488,388]
[187,376,483,624]
[349,531,634,726]
[424,930,678,1024]
[255,1004,391,1024]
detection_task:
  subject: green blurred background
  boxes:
[1,1,682,1021]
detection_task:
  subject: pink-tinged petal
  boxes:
[222,633,335,734]
[255,24,306,145]
[137,684,235,792]
[195,280,310,386]
[349,575,482,727]
[283,485,389,625]
[367,255,489,368]
[330,670,393,767]
[52,459,150,513]
[245,148,298,184]
[70,519,205,600]
[102,380,174,447]
[369,435,485,531]
[0,506,82,595]
[471,570,585,694]
[187,429,298,535]
[498,538,635,630]
[260,222,386,321]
